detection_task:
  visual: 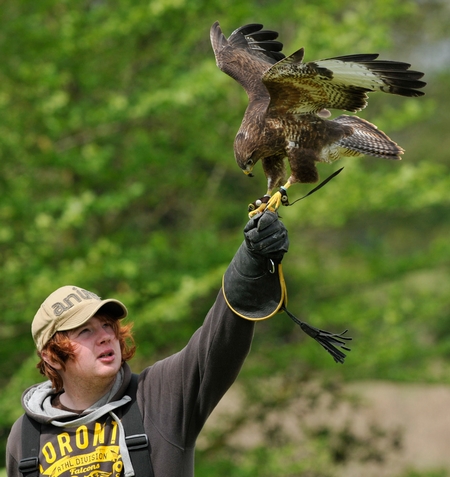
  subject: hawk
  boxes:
[210,22,426,216]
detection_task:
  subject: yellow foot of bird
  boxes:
[248,195,270,218]
[265,190,283,212]
[247,188,289,218]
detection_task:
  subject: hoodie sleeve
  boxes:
[138,289,255,449]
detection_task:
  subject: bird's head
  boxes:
[240,156,255,177]
[234,132,260,178]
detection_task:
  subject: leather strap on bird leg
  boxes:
[248,195,270,213]
[288,167,344,206]
[279,186,289,206]
[223,261,288,321]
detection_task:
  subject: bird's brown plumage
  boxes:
[210,21,426,214]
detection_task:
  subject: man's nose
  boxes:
[97,326,112,343]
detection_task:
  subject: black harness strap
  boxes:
[18,373,154,477]
[18,415,40,477]
[122,373,155,477]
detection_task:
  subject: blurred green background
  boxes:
[1,0,449,476]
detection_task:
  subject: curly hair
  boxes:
[37,314,136,392]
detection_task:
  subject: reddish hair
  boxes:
[37,314,136,392]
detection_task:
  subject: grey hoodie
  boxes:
[7,290,255,477]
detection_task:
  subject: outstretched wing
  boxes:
[210,21,285,101]
[263,49,426,115]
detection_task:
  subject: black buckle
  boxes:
[126,433,149,451]
[18,457,39,473]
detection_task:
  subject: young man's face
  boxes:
[60,316,123,387]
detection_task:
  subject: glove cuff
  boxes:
[222,247,288,321]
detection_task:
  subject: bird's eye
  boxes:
[246,159,253,167]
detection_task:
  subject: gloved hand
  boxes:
[244,211,289,261]
[222,211,289,320]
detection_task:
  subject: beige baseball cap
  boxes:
[32,285,128,351]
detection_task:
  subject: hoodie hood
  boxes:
[21,363,132,422]
[20,363,138,477]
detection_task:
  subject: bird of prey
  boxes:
[210,22,426,216]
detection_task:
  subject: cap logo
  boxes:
[51,287,101,317]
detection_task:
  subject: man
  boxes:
[6,211,289,477]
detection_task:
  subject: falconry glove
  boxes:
[223,211,288,320]
[223,211,352,364]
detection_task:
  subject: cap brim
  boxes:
[57,299,128,332]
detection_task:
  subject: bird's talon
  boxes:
[262,190,284,213]
[248,205,267,218]
[248,195,270,216]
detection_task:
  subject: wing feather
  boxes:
[210,21,284,100]
[262,50,426,114]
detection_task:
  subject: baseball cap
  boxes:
[32,285,128,351]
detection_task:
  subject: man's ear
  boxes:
[40,351,63,370]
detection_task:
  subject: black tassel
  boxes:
[282,306,352,364]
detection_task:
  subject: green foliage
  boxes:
[1,0,449,475]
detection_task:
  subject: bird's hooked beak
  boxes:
[242,159,254,177]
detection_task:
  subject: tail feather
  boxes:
[334,115,403,159]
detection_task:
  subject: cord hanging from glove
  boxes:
[277,168,352,363]
[281,306,352,364]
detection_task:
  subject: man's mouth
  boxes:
[98,350,115,361]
